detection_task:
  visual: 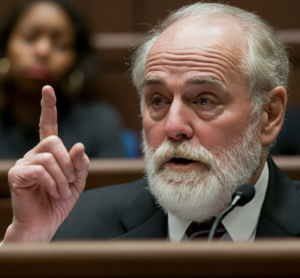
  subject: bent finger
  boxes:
[69,143,90,191]
[9,165,60,199]
[20,153,72,198]
[24,136,76,185]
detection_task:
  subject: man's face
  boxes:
[143,18,253,162]
[142,18,264,221]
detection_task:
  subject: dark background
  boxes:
[0,0,299,133]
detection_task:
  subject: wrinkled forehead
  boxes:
[146,16,248,69]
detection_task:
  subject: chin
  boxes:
[148,165,232,222]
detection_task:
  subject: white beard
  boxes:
[143,121,262,223]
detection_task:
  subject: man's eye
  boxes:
[199,97,213,105]
[153,97,164,106]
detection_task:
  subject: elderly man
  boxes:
[3,2,300,243]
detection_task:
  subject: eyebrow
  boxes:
[186,77,231,94]
[141,77,165,90]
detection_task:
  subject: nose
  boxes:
[34,37,52,59]
[164,98,193,140]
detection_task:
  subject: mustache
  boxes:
[152,140,214,170]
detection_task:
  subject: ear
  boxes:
[260,86,287,146]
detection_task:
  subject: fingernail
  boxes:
[64,187,72,198]
[67,171,76,183]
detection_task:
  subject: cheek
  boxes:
[49,52,75,77]
[7,40,25,64]
[6,45,29,77]
[143,108,166,151]
[195,111,253,151]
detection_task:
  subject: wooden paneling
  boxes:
[72,0,136,33]
[2,240,300,277]
[140,0,300,31]
[228,0,300,28]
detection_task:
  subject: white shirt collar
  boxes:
[168,162,269,242]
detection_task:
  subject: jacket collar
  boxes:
[117,179,168,239]
[256,157,300,238]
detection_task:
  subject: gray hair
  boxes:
[131,2,289,118]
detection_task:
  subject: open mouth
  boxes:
[170,157,194,164]
[163,156,210,172]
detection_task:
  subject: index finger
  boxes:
[39,86,58,141]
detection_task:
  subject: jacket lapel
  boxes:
[256,157,300,238]
[117,182,168,239]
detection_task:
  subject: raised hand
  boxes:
[3,86,90,243]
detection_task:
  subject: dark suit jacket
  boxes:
[53,157,300,240]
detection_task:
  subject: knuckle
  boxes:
[8,167,17,181]
[15,158,24,166]
[43,153,55,164]
[32,165,45,178]
[44,135,61,145]
[32,166,52,186]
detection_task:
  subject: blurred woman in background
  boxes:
[0,0,124,158]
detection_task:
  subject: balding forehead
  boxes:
[142,16,249,99]
[148,16,247,61]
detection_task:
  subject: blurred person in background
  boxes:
[0,0,125,158]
